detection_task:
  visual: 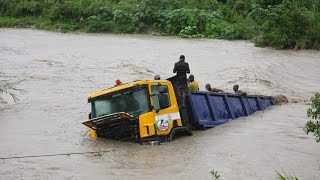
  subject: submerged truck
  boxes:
[83,76,275,143]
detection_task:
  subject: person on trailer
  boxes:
[115,79,123,86]
[233,84,247,96]
[205,84,224,93]
[188,74,199,91]
[173,55,190,107]
[154,75,161,80]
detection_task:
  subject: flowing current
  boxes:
[0,29,319,180]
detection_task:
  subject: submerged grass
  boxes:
[0,80,26,104]
[210,170,221,180]
[209,170,300,179]
[276,170,299,180]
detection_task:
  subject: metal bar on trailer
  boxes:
[223,94,235,119]
[205,93,217,122]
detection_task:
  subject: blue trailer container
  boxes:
[186,91,275,129]
[167,76,275,129]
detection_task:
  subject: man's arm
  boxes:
[212,88,224,93]
[186,63,190,74]
[173,63,177,73]
[238,90,247,96]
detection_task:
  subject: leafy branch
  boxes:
[276,170,299,180]
[210,170,221,180]
[304,92,320,142]
[0,80,27,104]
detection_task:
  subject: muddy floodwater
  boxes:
[1,29,320,180]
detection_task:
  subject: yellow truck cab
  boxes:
[83,80,191,143]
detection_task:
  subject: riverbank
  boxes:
[1,0,319,50]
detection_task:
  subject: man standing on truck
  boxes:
[173,55,190,107]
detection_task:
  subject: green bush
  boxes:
[0,0,48,17]
[80,16,112,32]
[221,22,254,40]
[0,0,319,49]
[178,26,204,38]
[305,92,320,142]
[250,0,320,49]
[158,9,223,35]
[113,10,135,33]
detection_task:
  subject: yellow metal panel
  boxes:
[139,111,156,138]
[177,118,183,126]
[148,81,182,136]
[155,107,178,136]
[90,129,97,139]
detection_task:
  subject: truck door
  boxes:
[149,82,181,136]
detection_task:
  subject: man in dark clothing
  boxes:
[173,55,190,106]
[173,55,190,77]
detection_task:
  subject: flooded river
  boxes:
[0,29,320,180]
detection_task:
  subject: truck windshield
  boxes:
[91,86,150,118]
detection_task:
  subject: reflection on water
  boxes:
[0,29,320,180]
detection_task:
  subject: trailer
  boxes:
[167,76,275,129]
[82,76,275,143]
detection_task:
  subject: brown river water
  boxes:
[0,29,320,180]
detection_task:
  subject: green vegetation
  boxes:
[0,0,319,49]
[0,80,26,103]
[304,92,320,142]
[210,169,221,180]
[276,170,299,180]
[209,170,299,179]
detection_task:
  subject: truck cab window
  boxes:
[151,85,171,111]
[91,87,150,118]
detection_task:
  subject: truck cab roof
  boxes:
[88,80,170,100]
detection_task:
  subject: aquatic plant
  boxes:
[276,170,299,180]
[0,80,26,103]
[210,169,221,180]
[209,170,300,179]
[304,92,320,142]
